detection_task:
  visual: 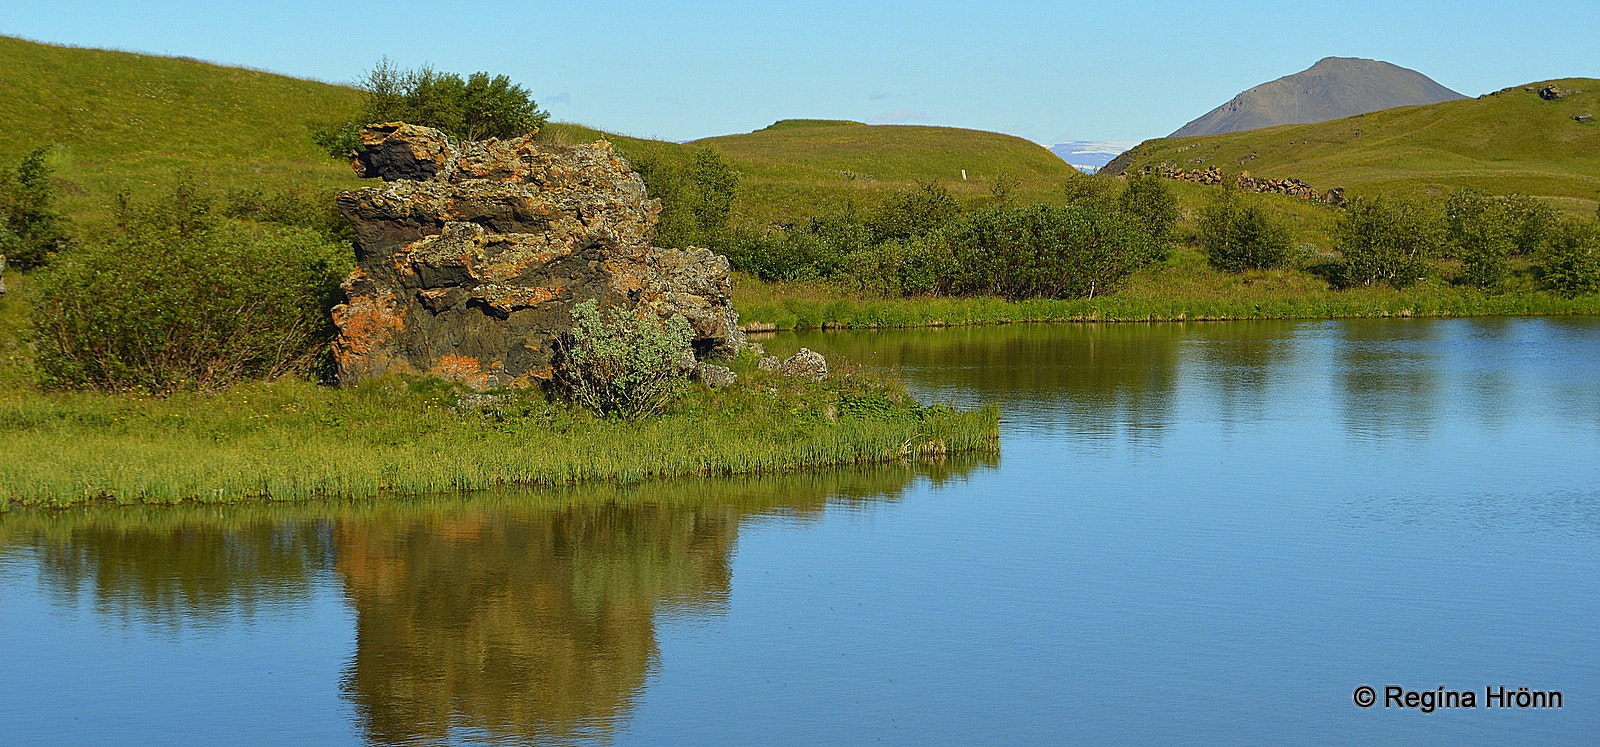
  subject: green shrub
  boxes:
[632,147,740,250]
[1199,192,1293,272]
[866,182,963,244]
[1537,217,1600,296]
[1061,172,1120,211]
[721,227,794,281]
[1443,189,1555,288]
[933,204,1160,300]
[1333,195,1444,287]
[314,58,548,157]
[222,186,352,244]
[554,300,694,419]
[1118,173,1179,245]
[30,184,350,394]
[838,237,952,297]
[0,147,71,269]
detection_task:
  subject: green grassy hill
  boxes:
[1109,79,1600,214]
[0,36,366,227]
[2,36,1079,235]
[692,119,1078,226]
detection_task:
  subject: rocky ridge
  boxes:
[332,123,744,389]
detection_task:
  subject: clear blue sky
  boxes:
[5,1,1597,144]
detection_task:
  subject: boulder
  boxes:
[777,348,827,381]
[0,253,6,296]
[1575,113,1595,123]
[696,362,737,389]
[1538,85,1576,101]
[757,356,782,372]
[331,123,744,389]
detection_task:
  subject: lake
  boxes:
[3,317,1597,744]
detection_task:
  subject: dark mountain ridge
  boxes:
[1171,56,1466,138]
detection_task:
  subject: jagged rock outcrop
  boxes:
[332,123,744,388]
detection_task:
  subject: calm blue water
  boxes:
[3,316,1597,744]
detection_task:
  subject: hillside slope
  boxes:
[1172,57,1465,138]
[1110,78,1600,213]
[1,37,1080,235]
[692,119,1079,226]
[0,36,367,226]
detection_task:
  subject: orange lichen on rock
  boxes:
[429,355,493,389]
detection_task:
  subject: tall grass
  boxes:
[0,362,998,509]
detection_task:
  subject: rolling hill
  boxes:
[0,35,365,226]
[1171,57,1465,138]
[689,119,1078,226]
[0,36,1079,235]
[1109,78,1600,214]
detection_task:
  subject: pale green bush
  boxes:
[555,300,694,419]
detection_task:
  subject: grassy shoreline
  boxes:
[732,250,1600,331]
[0,374,998,510]
[0,272,998,509]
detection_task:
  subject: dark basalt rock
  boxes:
[332,123,744,389]
[1538,84,1577,101]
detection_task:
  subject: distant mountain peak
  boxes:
[1171,57,1465,138]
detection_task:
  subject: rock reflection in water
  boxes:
[0,456,991,745]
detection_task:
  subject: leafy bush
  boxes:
[838,237,951,297]
[866,182,963,244]
[1443,189,1555,288]
[721,227,794,281]
[1061,173,1120,211]
[1199,191,1293,272]
[30,183,350,394]
[933,204,1161,300]
[0,147,71,269]
[554,300,694,419]
[1333,195,1444,288]
[1537,217,1600,296]
[631,147,740,250]
[314,58,548,156]
[1118,173,1179,245]
[222,186,352,244]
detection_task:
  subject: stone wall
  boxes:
[1146,165,1345,206]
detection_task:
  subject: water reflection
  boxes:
[0,457,992,745]
[785,324,1184,441]
[0,511,334,627]
[1333,320,1443,442]
[1181,321,1298,427]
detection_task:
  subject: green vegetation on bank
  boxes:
[30,181,351,393]
[732,246,1600,330]
[1108,79,1600,215]
[1,270,996,507]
